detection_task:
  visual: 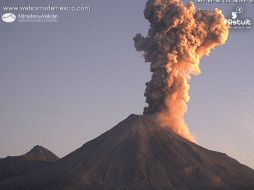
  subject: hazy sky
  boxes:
[0,0,253,168]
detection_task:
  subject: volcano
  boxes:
[0,114,254,190]
[0,145,59,181]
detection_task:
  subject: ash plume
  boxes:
[134,0,229,142]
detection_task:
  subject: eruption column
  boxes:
[134,0,229,142]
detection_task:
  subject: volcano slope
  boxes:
[0,114,254,190]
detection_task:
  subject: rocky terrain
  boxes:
[0,115,254,190]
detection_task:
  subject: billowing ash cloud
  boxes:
[134,0,229,142]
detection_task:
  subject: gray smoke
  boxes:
[134,0,229,141]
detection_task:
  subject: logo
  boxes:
[231,6,243,19]
[227,6,252,30]
[18,14,58,23]
[2,13,16,23]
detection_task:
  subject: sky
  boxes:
[0,0,253,168]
